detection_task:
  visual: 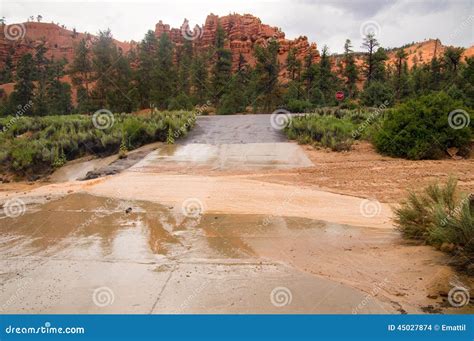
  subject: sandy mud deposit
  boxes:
[1,115,472,314]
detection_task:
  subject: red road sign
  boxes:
[335,91,345,101]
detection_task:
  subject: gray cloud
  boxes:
[1,0,472,53]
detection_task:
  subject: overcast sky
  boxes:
[1,0,473,53]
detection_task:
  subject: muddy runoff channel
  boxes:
[1,115,471,314]
[2,193,396,313]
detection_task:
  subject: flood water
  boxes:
[0,193,393,314]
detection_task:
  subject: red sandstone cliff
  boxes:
[0,22,132,70]
[155,13,320,78]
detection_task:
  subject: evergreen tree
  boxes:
[90,29,136,112]
[33,42,50,115]
[211,24,232,106]
[317,45,339,106]
[361,33,379,85]
[136,30,158,108]
[45,59,72,115]
[342,39,358,98]
[0,47,14,84]
[191,52,209,104]
[286,48,301,81]
[392,48,410,100]
[254,39,281,112]
[151,32,175,109]
[9,53,35,115]
[70,38,93,112]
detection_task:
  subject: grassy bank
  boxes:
[285,114,358,151]
[395,178,474,273]
[0,110,196,178]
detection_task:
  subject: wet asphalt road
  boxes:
[180,114,287,144]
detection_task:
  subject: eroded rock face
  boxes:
[0,22,132,70]
[155,13,320,78]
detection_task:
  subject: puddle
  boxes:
[0,193,180,259]
[1,193,470,314]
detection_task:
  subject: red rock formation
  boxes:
[0,22,132,70]
[154,13,320,79]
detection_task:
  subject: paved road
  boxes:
[181,114,287,144]
[132,114,312,171]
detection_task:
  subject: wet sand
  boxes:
[0,115,472,314]
[0,193,393,314]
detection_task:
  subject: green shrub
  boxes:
[373,92,472,160]
[285,99,314,113]
[0,110,196,176]
[395,178,474,272]
[360,81,394,107]
[285,114,356,151]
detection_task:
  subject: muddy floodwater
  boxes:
[1,114,471,314]
[1,193,397,314]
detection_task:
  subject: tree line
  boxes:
[0,27,472,116]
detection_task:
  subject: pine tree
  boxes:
[70,39,93,112]
[46,59,72,115]
[0,47,14,84]
[254,39,281,112]
[136,30,158,108]
[361,33,379,85]
[342,39,358,98]
[33,42,50,115]
[151,32,175,109]
[9,53,35,115]
[211,24,232,106]
[286,48,301,81]
[191,52,209,104]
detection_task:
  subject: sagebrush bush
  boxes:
[0,110,196,176]
[285,114,356,151]
[373,92,472,160]
[395,178,474,272]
